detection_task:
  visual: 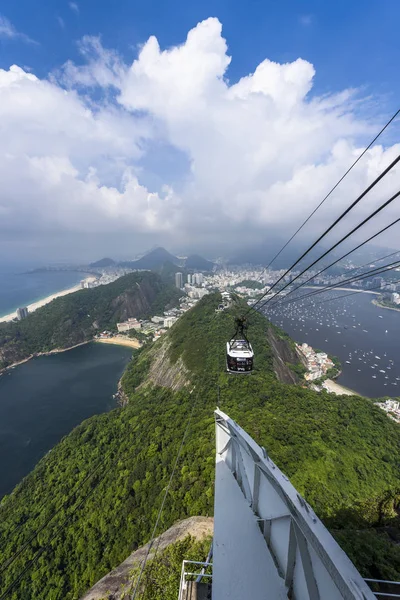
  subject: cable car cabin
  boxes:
[226,339,254,374]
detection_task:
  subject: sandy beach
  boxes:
[95,336,142,349]
[305,286,379,295]
[322,378,359,396]
[0,276,97,323]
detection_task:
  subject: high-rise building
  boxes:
[187,274,192,284]
[16,307,29,320]
[192,272,203,285]
[372,277,382,289]
[175,272,183,289]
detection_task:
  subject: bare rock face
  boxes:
[144,339,190,391]
[110,280,155,322]
[266,328,299,385]
[80,516,213,600]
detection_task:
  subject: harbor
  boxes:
[264,288,400,398]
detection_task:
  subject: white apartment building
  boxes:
[117,318,141,332]
[391,292,400,304]
[164,316,178,328]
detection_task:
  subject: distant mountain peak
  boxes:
[120,247,179,270]
[184,254,214,271]
[89,258,116,268]
[119,248,214,272]
[145,247,177,260]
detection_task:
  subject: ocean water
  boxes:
[0,267,91,317]
[264,290,400,398]
[0,343,133,498]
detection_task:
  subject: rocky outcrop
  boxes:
[110,280,157,322]
[144,339,190,391]
[267,327,299,385]
[80,516,213,600]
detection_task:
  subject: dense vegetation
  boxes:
[131,534,212,599]
[0,293,400,599]
[0,271,180,368]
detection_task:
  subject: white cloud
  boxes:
[69,2,79,15]
[0,65,176,237]
[0,17,399,259]
[0,15,15,38]
[0,14,37,44]
[58,36,126,89]
[117,18,400,242]
[57,16,65,29]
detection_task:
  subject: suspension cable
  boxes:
[264,109,400,270]
[280,277,400,312]
[266,259,400,309]
[325,249,400,279]
[249,152,400,313]
[255,187,400,311]
[262,213,400,310]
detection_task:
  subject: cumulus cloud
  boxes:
[0,17,399,260]
[117,18,400,244]
[0,65,176,238]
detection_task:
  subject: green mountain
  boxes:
[0,293,400,599]
[0,271,180,369]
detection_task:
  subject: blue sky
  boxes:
[1,0,399,103]
[0,0,399,262]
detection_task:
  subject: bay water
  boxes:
[0,343,132,498]
[265,289,400,398]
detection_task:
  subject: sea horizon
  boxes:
[0,266,92,319]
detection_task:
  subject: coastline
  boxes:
[372,298,400,313]
[0,276,97,323]
[0,341,90,375]
[0,337,140,375]
[322,378,361,397]
[95,336,141,349]
[305,285,379,295]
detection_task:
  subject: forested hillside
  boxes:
[0,271,180,368]
[0,293,400,599]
